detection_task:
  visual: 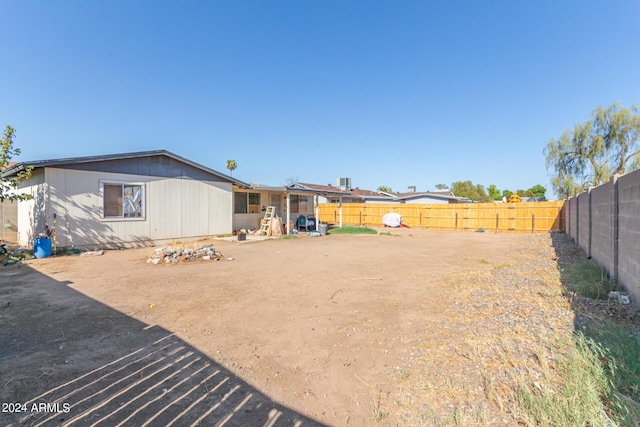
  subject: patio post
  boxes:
[286,192,291,235]
[315,195,320,231]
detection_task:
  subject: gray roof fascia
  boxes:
[396,192,459,201]
[1,150,251,188]
[248,185,287,192]
[360,196,399,202]
[285,184,349,197]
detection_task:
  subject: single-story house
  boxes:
[2,150,252,248]
[242,183,351,232]
[359,189,470,204]
[293,182,395,203]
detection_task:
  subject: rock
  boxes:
[80,250,104,256]
[226,257,234,261]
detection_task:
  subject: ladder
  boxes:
[259,206,276,235]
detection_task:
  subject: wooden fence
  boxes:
[318,201,565,233]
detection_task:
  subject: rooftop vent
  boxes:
[408,186,416,193]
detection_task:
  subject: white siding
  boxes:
[15,169,47,246]
[44,168,232,248]
[404,197,449,204]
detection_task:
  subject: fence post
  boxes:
[532,214,535,234]
[495,213,499,233]
[455,213,458,231]
[359,210,362,226]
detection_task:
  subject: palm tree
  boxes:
[226,159,237,176]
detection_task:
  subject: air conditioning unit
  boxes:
[408,186,416,193]
[337,178,352,191]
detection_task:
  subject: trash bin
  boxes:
[237,233,246,241]
[34,237,52,258]
[318,223,327,236]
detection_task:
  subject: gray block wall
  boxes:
[577,191,591,254]
[566,170,640,303]
[617,171,640,300]
[567,197,578,241]
[589,181,615,275]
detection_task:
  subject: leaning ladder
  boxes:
[259,206,276,236]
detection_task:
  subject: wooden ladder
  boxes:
[259,206,276,235]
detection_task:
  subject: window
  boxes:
[290,195,309,213]
[101,182,144,219]
[234,192,261,214]
[248,193,261,214]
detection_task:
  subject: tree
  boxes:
[528,184,546,198]
[487,184,502,201]
[502,189,513,200]
[435,183,449,190]
[450,181,492,202]
[226,159,237,176]
[377,185,393,193]
[1,126,32,202]
[544,102,640,197]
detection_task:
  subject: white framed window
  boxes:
[100,181,145,219]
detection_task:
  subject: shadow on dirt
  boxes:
[0,264,324,427]
[550,231,640,329]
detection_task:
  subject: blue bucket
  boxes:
[34,237,52,259]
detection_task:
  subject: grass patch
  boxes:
[560,259,618,300]
[515,254,640,426]
[280,234,298,239]
[516,329,640,426]
[327,225,378,235]
[578,319,640,425]
[515,333,615,426]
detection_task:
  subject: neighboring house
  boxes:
[294,182,395,203]
[1,150,251,248]
[383,191,472,204]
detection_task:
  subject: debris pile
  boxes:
[2,248,33,266]
[235,228,260,235]
[146,244,231,265]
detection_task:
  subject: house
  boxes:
[293,181,399,204]
[242,183,351,232]
[380,191,471,204]
[2,150,252,248]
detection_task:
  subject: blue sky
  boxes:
[2,1,639,198]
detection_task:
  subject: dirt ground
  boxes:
[0,229,591,426]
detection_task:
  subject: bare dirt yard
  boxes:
[0,229,622,426]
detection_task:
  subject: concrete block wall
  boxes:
[617,171,640,301]
[589,181,615,275]
[567,169,640,303]
[566,197,578,241]
[577,191,591,253]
